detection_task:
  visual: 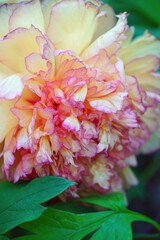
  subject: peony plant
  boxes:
[0,0,159,198]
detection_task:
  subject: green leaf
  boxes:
[90,214,132,240]
[78,192,127,211]
[0,176,75,234]
[14,208,114,240]
[126,0,160,26]
[13,193,160,240]
[103,0,160,26]
[0,236,10,240]
[80,193,160,239]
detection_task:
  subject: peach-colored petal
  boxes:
[3,137,16,172]
[25,53,49,75]
[62,115,80,132]
[11,107,33,128]
[79,139,97,158]
[60,148,75,166]
[141,107,159,133]
[85,154,114,190]
[36,137,53,165]
[72,84,87,102]
[16,128,29,150]
[90,163,113,189]
[126,76,146,114]
[81,120,97,139]
[89,92,127,113]
[49,134,61,153]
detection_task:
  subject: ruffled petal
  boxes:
[0,0,44,38]
[0,27,41,73]
[62,115,80,132]
[89,92,127,113]
[81,13,128,60]
[91,4,116,42]
[118,31,160,63]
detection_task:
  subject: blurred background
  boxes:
[103,0,160,238]
[105,0,160,38]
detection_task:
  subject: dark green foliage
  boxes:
[0,177,75,234]
[11,193,160,240]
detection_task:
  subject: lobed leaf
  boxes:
[0,176,75,234]
[13,193,160,240]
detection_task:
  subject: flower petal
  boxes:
[0,74,24,100]
[46,0,98,54]
[118,31,160,63]
[0,99,18,142]
[0,0,44,38]
[9,0,45,33]
[81,13,128,60]
[0,27,41,73]
[25,53,48,75]
[89,92,127,113]
[62,115,80,132]
[91,4,116,42]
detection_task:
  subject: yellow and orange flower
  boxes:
[0,0,159,196]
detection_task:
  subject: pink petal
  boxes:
[62,115,80,132]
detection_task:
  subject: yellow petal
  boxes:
[81,13,127,60]
[0,0,44,39]
[9,0,45,33]
[118,31,160,63]
[45,0,98,54]
[0,99,18,142]
[91,4,116,42]
[0,27,41,73]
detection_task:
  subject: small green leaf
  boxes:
[0,176,75,234]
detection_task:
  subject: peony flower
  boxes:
[0,0,159,197]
